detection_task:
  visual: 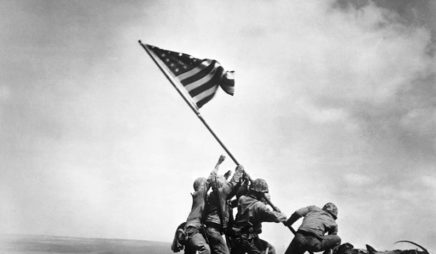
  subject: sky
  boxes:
[0,0,435,252]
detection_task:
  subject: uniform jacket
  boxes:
[185,174,214,229]
[204,166,245,230]
[233,194,286,235]
[296,205,338,238]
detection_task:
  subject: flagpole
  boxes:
[138,40,240,165]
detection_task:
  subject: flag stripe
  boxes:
[176,60,211,81]
[194,86,219,108]
[219,72,235,95]
[183,63,221,92]
[180,60,217,86]
[189,67,224,97]
[196,94,215,108]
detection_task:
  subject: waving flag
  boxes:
[145,44,234,108]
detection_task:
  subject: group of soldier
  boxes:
[171,155,342,254]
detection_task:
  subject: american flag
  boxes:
[145,44,235,108]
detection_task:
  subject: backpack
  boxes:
[171,222,187,253]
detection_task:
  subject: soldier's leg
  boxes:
[230,237,253,254]
[229,238,244,254]
[205,227,229,254]
[254,238,275,254]
[225,234,233,253]
[319,235,341,254]
[188,232,211,254]
[243,237,262,254]
[284,233,308,254]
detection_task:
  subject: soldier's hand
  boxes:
[285,212,302,226]
[224,170,232,180]
[217,154,226,164]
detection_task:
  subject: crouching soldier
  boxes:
[284,202,341,254]
[230,178,287,254]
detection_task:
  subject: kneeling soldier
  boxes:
[284,202,341,254]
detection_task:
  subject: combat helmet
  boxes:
[250,178,269,193]
[322,202,338,219]
[193,177,207,191]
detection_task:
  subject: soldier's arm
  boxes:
[297,205,317,216]
[257,202,287,223]
[215,165,244,229]
[222,165,245,197]
[284,212,301,227]
[229,198,238,208]
[327,222,338,235]
[235,176,250,198]
[206,155,226,190]
[285,205,315,226]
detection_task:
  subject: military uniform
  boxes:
[184,177,212,254]
[204,165,245,254]
[285,204,341,254]
[230,194,286,254]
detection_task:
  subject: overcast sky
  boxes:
[1,0,435,252]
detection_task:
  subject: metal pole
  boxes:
[138,40,240,165]
[241,171,300,236]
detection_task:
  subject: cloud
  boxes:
[293,0,436,158]
[267,1,436,249]
[344,173,373,186]
[1,0,435,251]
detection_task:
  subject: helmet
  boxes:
[322,202,338,219]
[193,177,207,191]
[250,178,269,193]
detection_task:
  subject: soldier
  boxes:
[183,156,226,254]
[230,178,287,254]
[203,164,246,254]
[284,202,341,254]
[183,177,211,254]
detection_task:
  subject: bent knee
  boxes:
[267,245,276,254]
[198,244,211,254]
[333,235,341,245]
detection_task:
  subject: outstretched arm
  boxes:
[223,164,245,196]
[257,202,287,223]
[285,205,315,226]
[206,155,226,189]
[213,155,226,174]
[285,212,302,227]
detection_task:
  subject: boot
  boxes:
[323,249,333,254]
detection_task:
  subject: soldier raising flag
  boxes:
[229,178,287,254]
[140,42,316,254]
[203,164,246,254]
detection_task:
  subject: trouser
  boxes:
[230,235,275,254]
[185,227,211,254]
[284,231,341,254]
[205,226,229,254]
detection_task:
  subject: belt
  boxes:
[297,230,323,241]
[230,227,258,239]
[205,222,223,231]
[185,226,201,237]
